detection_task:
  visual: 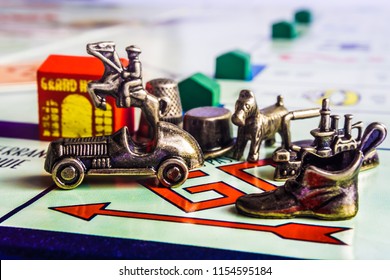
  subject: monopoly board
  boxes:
[1,1,390,260]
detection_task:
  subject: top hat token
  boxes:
[183,106,235,159]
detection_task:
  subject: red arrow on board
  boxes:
[50,202,349,245]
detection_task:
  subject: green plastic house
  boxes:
[178,73,220,112]
[215,50,251,80]
[295,9,312,24]
[272,21,297,39]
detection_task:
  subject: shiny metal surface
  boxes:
[184,106,235,159]
[87,41,170,133]
[231,90,288,162]
[236,120,387,220]
[45,42,204,189]
[146,78,182,126]
[45,122,204,189]
[273,98,386,180]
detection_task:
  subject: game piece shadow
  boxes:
[2,175,55,190]
[4,174,152,190]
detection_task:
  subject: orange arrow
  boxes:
[50,202,349,245]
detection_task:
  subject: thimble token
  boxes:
[146,78,183,127]
[184,106,235,159]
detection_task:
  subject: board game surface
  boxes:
[1,0,390,260]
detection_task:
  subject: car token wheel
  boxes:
[157,158,189,188]
[52,158,85,190]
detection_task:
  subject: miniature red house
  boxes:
[37,55,135,141]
